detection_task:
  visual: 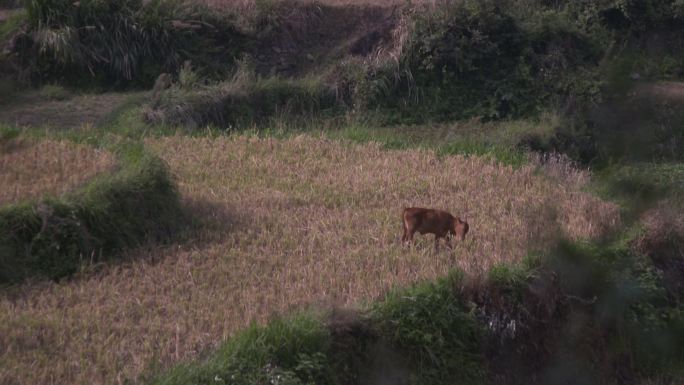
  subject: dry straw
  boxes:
[0,135,619,385]
[0,139,117,206]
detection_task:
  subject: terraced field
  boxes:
[0,134,620,385]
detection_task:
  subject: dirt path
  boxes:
[0,92,145,129]
[634,81,684,102]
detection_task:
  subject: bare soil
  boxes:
[249,2,402,77]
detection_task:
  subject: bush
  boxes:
[371,271,484,385]
[17,0,247,86]
[548,240,684,377]
[0,141,183,283]
[362,0,603,124]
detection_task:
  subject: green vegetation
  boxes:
[3,0,681,124]
[372,272,483,385]
[38,83,71,100]
[547,239,684,378]
[151,314,334,385]
[0,138,183,283]
[0,123,19,144]
[14,0,247,86]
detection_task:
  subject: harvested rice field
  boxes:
[0,135,620,385]
[0,139,117,206]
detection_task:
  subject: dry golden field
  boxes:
[0,135,619,385]
[0,139,117,206]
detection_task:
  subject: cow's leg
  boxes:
[407,229,415,246]
[434,235,440,252]
[402,223,408,243]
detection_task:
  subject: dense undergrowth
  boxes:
[383,0,684,121]
[0,133,183,283]
[3,0,683,123]
[3,0,246,87]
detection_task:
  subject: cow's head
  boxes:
[454,217,469,241]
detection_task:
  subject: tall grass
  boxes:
[20,0,247,85]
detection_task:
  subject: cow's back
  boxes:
[403,207,453,235]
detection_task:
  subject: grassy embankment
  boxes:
[0,126,184,283]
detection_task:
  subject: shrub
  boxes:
[363,0,603,124]
[548,240,684,377]
[371,271,484,385]
[18,0,247,86]
[0,141,183,283]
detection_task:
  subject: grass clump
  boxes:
[0,140,183,283]
[38,83,71,100]
[0,8,26,41]
[144,76,340,129]
[0,123,19,145]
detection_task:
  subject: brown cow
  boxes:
[401,207,469,251]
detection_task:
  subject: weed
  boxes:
[144,76,340,129]
[0,7,25,41]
